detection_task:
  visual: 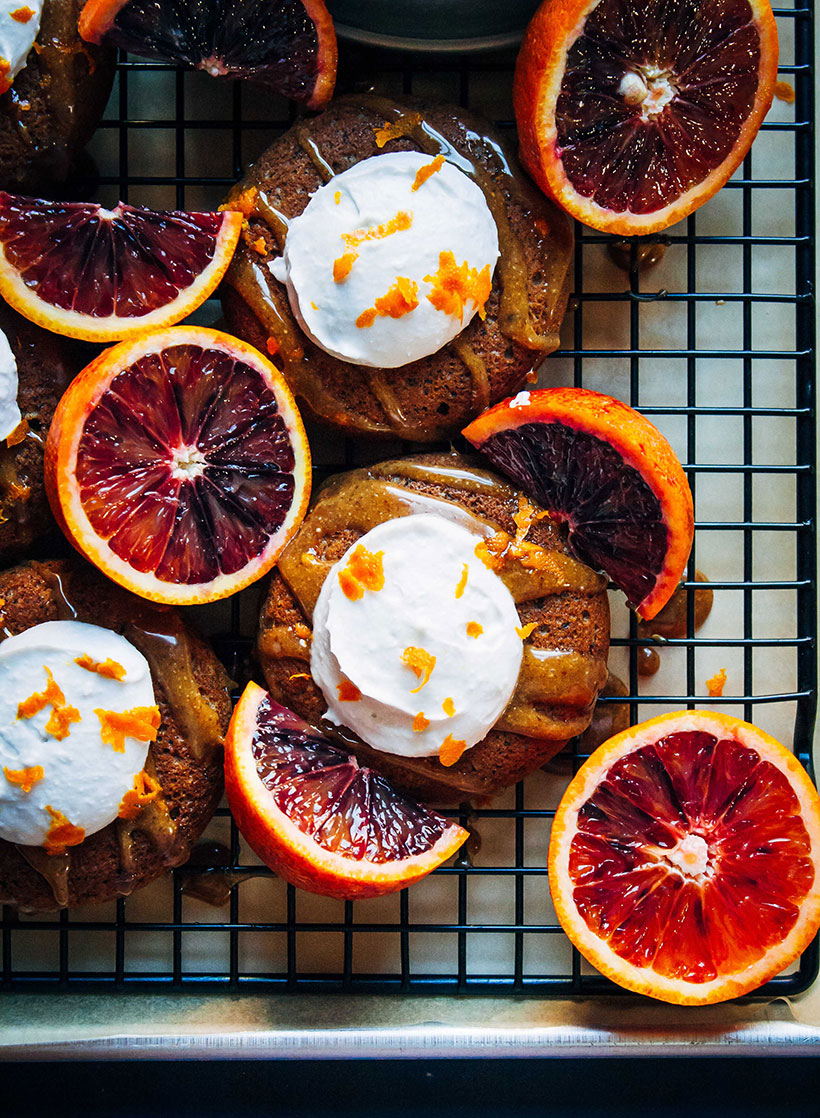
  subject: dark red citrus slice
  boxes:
[514,0,779,234]
[549,711,820,1004]
[225,683,468,899]
[0,193,243,342]
[79,0,337,110]
[463,388,693,620]
[44,326,311,604]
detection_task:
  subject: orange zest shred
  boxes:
[466,621,483,638]
[356,277,419,329]
[251,235,267,255]
[45,703,81,741]
[0,58,10,96]
[513,494,549,544]
[342,210,412,250]
[17,666,80,739]
[412,154,445,191]
[439,733,468,768]
[337,680,362,702]
[74,654,127,681]
[43,805,85,856]
[266,336,280,356]
[525,370,538,384]
[374,113,421,148]
[333,250,358,283]
[442,697,455,717]
[516,621,538,640]
[223,187,258,217]
[95,706,161,754]
[424,250,492,321]
[334,190,341,204]
[118,770,162,820]
[412,712,430,732]
[706,667,727,697]
[338,545,385,601]
[6,418,28,446]
[401,647,436,694]
[774,80,795,104]
[288,672,312,682]
[11,6,34,22]
[4,764,43,793]
[455,563,469,599]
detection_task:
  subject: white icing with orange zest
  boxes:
[0,0,41,92]
[311,515,522,760]
[0,621,156,849]
[269,151,498,367]
[0,328,21,442]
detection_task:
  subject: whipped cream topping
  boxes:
[0,1,42,94]
[311,515,522,761]
[270,151,499,368]
[0,621,158,849]
[0,327,21,441]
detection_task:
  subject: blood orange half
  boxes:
[225,683,468,900]
[462,387,693,620]
[44,326,311,605]
[80,0,337,110]
[0,194,242,342]
[514,0,779,234]
[549,711,820,1005]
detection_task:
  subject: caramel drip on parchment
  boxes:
[223,96,561,437]
[273,455,607,745]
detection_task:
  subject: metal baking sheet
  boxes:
[0,0,817,1056]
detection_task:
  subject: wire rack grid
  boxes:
[0,2,816,997]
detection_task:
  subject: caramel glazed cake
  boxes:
[221,94,574,443]
[258,453,611,805]
[0,559,231,910]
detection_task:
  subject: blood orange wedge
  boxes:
[0,194,243,343]
[549,711,820,1005]
[80,0,337,110]
[514,0,779,234]
[225,683,468,900]
[44,326,311,605]
[462,387,693,620]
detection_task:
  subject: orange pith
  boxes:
[548,711,820,1005]
[224,683,468,901]
[44,325,311,606]
[514,0,779,235]
[463,387,694,620]
[0,194,243,342]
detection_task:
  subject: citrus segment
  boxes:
[79,0,337,110]
[0,194,242,342]
[514,0,779,234]
[224,682,468,900]
[463,388,693,619]
[45,326,311,605]
[549,711,820,1004]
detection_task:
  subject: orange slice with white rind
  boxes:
[548,710,820,1005]
[463,387,693,620]
[225,682,468,900]
[514,0,779,235]
[0,193,242,343]
[44,326,311,605]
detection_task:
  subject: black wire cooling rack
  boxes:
[1,3,816,996]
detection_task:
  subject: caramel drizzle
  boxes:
[272,455,608,746]
[223,96,562,437]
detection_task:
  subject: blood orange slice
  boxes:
[225,683,468,899]
[80,0,337,110]
[462,387,693,620]
[514,0,779,234]
[0,194,242,343]
[44,326,311,605]
[549,711,820,1005]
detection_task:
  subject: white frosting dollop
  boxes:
[310,515,522,760]
[0,327,21,441]
[0,1,43,93]
[0,621,157,848]
[270,151,499,368]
